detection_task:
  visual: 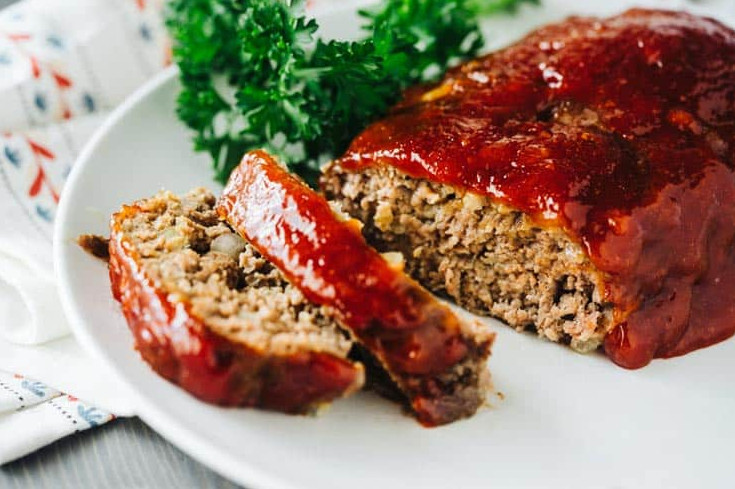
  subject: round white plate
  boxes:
[55,1,735,488]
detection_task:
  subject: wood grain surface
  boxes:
[1,418,241,488]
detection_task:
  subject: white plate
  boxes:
[55,2,735,488]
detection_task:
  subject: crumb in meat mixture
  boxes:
[77,234,110,261]
[118,188,353,358]
[323,164,614,353]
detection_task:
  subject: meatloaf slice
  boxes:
[217,151,494,427]
[322,9,735,369]
[109,188,364,414]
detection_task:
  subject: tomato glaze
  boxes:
[337,9,735,368]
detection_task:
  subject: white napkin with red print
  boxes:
[0,0,358,466]
[0,0,169,344]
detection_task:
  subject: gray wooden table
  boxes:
[0,0,241,486]
[0,419,240,488]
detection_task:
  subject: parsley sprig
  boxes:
[166,0,538,184]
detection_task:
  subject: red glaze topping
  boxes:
[337,9,735,368]
[218,151,492,426]
[109,206,362,413]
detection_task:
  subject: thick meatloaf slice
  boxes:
[217,151,494,427]
[322,9,735,369]
[108,188,364,414]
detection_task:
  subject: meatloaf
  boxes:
[217,151,494,426]
[108,188,364,414]
[322,9,735,369]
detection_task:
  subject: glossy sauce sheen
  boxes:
[338,9,735,368]
[108,206,362,413]
[218,151,492,426]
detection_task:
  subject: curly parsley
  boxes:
[166,0,538,184]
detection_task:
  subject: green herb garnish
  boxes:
[166,0,538,184]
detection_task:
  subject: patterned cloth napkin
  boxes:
[0,0,351,465]
[0,370,115,464]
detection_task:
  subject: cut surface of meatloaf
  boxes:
[218,151,494,427]
[322,164,611,354]
[323,9,735,369]
[108,188,364,414]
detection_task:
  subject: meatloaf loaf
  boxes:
[322,9,735,369]
[218,151,494,426]
[109,188,364,414]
